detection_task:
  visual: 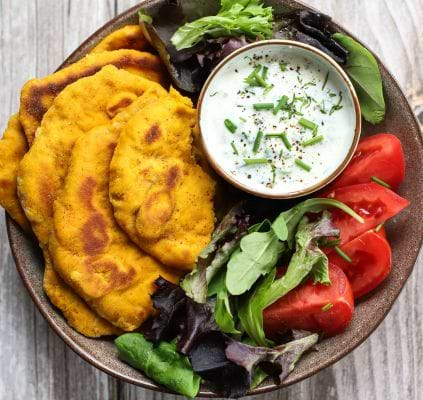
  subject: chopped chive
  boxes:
[224,119,237,133]
[263,84,274,95]
[312,124,319,136]
[295,158,311,172]
[244,158,269,165]
[280,62,287,72]
[302,135,324,147]
[334,246,352,263]
[239,117,247,123]
[322,71,329,90]
[230,141,239,155]
[371,176,392,189]
[281,133,292,150]
[322,303,333,312]
[273,95,289,115]
[265,133,283,138]
[253,69,271,89]
[253,103,274,111]
[244,66,261,86]
[271,164,276,184]
[298,117,318,131]
[329,91,343,115]
[321,238,342,248]
[375,223,384,232]
[241,131,248,140]
[261,65,269,80]
[253,130,263,153]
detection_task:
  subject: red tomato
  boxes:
[263,263,354,337]
[326,183,409,244]
[374,226,387,239]
[330,133,405,190]
[328,231,392,299]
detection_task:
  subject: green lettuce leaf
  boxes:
[171,0,273,50]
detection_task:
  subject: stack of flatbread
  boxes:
[0,26,216,337]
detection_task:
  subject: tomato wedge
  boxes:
[263,263,354,337]
[326,183,409,244]
[328,231,392,298]
[330,133,405,190]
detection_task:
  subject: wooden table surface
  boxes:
[0,1,422,399]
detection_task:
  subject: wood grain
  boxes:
[0,1,421,399]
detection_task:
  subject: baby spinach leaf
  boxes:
[115,333,201,398]
[238,213,338,345]
[226,230,284,296]
[333,33,385,124]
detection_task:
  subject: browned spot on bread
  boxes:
[0,179,10,189]
[165,166,180,189]
[145,124,161,144]
[85,258,136,296]
[39,180,55,212]
[78,177,109,255]
[81,214,109,255]
[79,177,97,211]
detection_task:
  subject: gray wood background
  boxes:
[0,0,422,399]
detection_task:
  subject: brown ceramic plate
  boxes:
[6,0,423,397]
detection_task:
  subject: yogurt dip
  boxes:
[199,41,360,198]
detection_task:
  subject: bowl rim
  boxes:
[197,39,362,199]
[6,0,423,397]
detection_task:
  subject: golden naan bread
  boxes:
[49,122,179,331]
[0,115,30,231]
[43,254,121,337]
[91,25,149,53]
[18,65,164,248]
[109,89,216,271]
[19,49,167,145]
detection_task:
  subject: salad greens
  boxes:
[115,334,201,398]
[238,212,338,346]
[171,0,273,50]
[226,198,363,298]
[333,33,386,124]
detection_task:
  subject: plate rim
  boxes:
[6,0,423,396]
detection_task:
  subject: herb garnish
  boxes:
[295,159,312,172]
[253,102,274,110]
[322,71,329,90]
[322,303,334,312]
[244,158,268,165]
[224,118,237,133]
[231,141,239,155]
[371,176,392,189]
[253,130,264,153]
[334,246,352,263]
[302,135,324,147]
[298,117,318,131]
[273,95,289,115]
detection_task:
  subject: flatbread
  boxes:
[91,25,149,53]
[0,115,30,231]
[18,65,164,248]
[109,88,216,270]
[49,122,178,330]
[19,49,167,145]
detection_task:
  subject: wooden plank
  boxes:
[0,0,421,399]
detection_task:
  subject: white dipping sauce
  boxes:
[199,43,357,197]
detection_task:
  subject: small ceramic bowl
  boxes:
[197,40,361,199]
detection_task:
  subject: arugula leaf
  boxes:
[226,230,284,296]
[333,33,385,124]
[115,333,201,398]
[171,0,274,50]
[238,213,338,346]
[271,214,288,241]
